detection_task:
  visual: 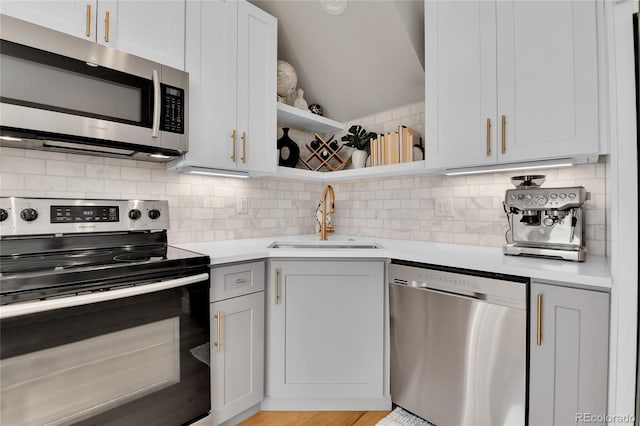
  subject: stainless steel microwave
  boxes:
[0,14,188,162]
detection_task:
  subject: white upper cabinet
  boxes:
[95,1,185,70]
[425,0,600,170]
[173,0,277,174]
[0,1,92,40]
[0,1,185,70]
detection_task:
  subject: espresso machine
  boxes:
[503,175,589,261]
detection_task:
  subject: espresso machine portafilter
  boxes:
[503,175,589,262]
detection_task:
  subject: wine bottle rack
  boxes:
[300,133,350,172]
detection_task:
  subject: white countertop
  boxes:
[177,234,612,289]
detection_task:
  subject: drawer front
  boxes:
[210,261,265,302]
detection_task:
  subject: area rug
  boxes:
[376,407,434,426]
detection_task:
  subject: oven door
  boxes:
[0,273,210,426]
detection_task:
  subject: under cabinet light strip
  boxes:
[444,158,575,176]
[182,166,250,179]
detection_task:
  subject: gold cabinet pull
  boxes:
[104,10,110,42]
[274,268,280,305]
[241,131,247,164]
[536,293,542,345]
[501,114,507,154]
[85,4,92,37]
[486,118,492,156]
[230,130,237,161]
[215,311,222,352]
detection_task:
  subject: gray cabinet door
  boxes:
[529,282,609,426]
[264,259,387,409]
[210,291,264,425]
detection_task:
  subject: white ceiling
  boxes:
[249,0,425,122]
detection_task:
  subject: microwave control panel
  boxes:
[160,84,184,134]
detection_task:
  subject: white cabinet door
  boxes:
[181,0,230,169]
[97,1,185,69]
[425,0,600,170]
[235,0,277,173]
[174,0,276,173]
[529,283,609,426]
[265,260,387,410]
[1,1,185,69]
[425,0,497,169]
[0,1,95,41]
[211,291,264,425]
[496,1,599,163]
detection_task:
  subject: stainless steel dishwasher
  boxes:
[389,260,528,426]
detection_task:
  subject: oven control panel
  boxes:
[0,198,169,236]
[51,206,119,223]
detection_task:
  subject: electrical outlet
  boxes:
[237,196,248,214]
[435,197,453,217]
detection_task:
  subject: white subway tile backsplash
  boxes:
[330,162,606,254]
[2,156,46,174]
[121,167,151,181]
[46,160,84,177]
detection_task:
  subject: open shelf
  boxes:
[275,160,427,182]
[277,102,344,134]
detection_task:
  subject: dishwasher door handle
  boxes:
[396,282,488,302]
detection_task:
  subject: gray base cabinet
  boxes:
[210,261,265,425]
[264,259,389,410]
[529,282,609,426]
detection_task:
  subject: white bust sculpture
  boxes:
[294,88,308,110]
[277,60,297,102]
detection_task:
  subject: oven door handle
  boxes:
[0,273,209,320]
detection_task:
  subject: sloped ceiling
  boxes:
[249,0,425,122]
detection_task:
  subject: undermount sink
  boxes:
[268,240,381,249]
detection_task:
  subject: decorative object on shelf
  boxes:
[300,133,349,171]
[277,128,300,168]
[413,137,425,161]
[308,103,324,116]
[369,126,422,167]
[341,124,376,169]
[293,88,308,110]
[277,60,297,103]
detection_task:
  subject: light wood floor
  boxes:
[238,411,391,426]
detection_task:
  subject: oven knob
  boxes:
[559,193,567,199]
[20,208,38,222]
[128,209,142,220]
[148,209,161,220]
[0,209,7,222]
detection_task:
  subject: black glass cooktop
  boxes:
[0,231,209,305]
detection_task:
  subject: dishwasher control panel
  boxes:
[389,262,527,310]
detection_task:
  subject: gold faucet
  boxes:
[320,185,335,240]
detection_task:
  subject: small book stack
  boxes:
[370,126,421,167]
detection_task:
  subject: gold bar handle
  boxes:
[241,131,247,164]
[215,311,222,352]
[501,114,507,154]
[274,268,280,305]
[104,10,110,42]
[486,118,492,156]
[230,130,237,162]
[85,4,92,37]
[536,293,542,346]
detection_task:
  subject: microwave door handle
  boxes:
[152,69,161,138]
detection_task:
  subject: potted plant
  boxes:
[341,125,376,168]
